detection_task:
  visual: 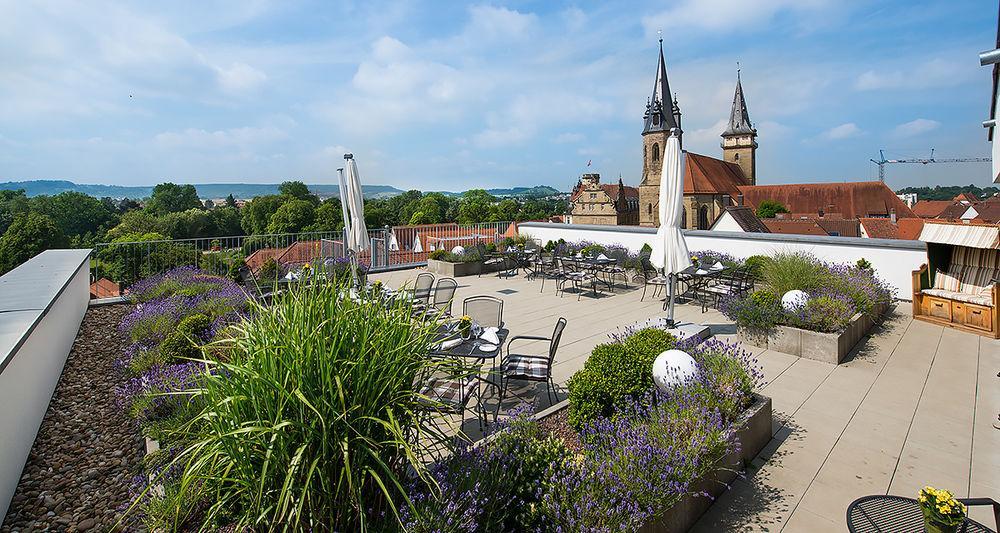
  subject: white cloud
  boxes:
[153,126,287,149]
[643,0,833,34]
[216,62,267,92]
[553,132,585,143]
[891,118,940,138]
[823,122,862,140]
[686,118,729,144]
[854,58,974,91]
[464,5,538,41]
[473,126,534,148]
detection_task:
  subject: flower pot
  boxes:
[923,517,958,533]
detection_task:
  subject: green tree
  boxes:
[0,189,30,235]
[225,194,238,208]
[210,207,243,236]
[30,191,118,239]
[0,213,68,274]
[756,200,789,219]
[305,199,344,232]
[490,198,518,222]
[457,189,496,224]
[158,209,214,239]
[146,183,202,215]
[241,195,285,235]
[267,199,316,234]
[279,181,319,205]
[105,210,161,241]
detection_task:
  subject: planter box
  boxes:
[534,394,773,533]
[426,258,482,277]
[739,303,888,364]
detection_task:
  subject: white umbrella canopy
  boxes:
[650,131,691,274]
[343,155,370,252]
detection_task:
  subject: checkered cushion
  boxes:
[565,272,594,281]
[502,354,549,380]
[419,376,477,411]
[647,275,670,285]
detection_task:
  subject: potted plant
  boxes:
[457,315,473,340]
[918,486,967,533]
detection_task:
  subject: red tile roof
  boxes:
[90,278,120,298]
[897,217,924,240]
[761,219,830,236]
[244,247,282,273]
[954,192,980,202]
[911,200,954,218]
[684,152,749,196]
[737,181,915,220]
[815,219,860,237]
[860,218,899,239]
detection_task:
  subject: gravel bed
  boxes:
[537,408,583,453]
[1,304,144,533]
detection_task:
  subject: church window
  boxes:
[734,153,740,161]
[682,207,687,229]
[698,205,709,230]
[652,143,659,162]
[648,203,652,215]
[653,114,660,126]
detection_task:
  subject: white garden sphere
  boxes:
[781,290,809,312]
[451,245,466,255]
[652,349,699,391]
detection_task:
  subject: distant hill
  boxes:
[0,180,564,200]
[0,180,404,200]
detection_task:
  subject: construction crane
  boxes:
[870,149,991,183]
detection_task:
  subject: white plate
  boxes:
[478,343,498,352]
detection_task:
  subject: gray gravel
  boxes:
[1,304,144,532]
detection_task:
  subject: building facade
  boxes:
[569,173,639,225]
[638,40,758,229]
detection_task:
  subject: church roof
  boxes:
[643,39,678,135]
[723,71,755,137]
[736,182,916,220]
[684,152,749,196]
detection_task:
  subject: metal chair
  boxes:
[463,295,504,328]
[427,277,458,318]
[639,255,670,301]
[557,258,599,300]
[498,317,567,413]
[694,265,754,312]
[418,369,486,433]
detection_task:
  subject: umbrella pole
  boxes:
[667,271,678,328]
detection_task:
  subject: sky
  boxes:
[0,0,996,192]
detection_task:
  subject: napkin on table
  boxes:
[439,338,463,351]
[597,253,609,260]
[710,261,724,271]
[479,326,501,345]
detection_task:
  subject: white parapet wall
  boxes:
[0,249,92,521]
[517,222,927,299]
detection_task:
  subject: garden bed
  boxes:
[533,394,772,533]
[426,258,493,277]
[739,302,889,364]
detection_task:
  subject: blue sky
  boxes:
[0,0,995,191]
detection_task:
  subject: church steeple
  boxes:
[723,69,755,136]
[721,67,758,184]
[643,38,679,135]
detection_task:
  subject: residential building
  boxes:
[568,173,639,225]
[709,206,770,233]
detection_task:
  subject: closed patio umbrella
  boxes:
[343,153,370,252]
[650,128,691,326]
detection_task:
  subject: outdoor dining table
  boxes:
[846,495,994,532]
[428,324,510,391]
[563,255,619,290]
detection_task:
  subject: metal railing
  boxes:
[91,222,512,294]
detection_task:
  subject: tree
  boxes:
[756,200,789,219]
[306,199,344,232]
[267,199,316,234]
[457,189,495,224]
[490,198,518,222]
[0,189,30,235]
[225,194,237,208]
[105,210,161,241]
[204,199,215,209]
[0,213,68,274]
[279,181,319,205]
[118,198,141,212]
[30,191,117,239]
[209,207,243,236]
[146,183,201,215]
[158,209,214,239]
[241,195,286,235]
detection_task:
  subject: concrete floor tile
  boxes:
[782,507,844,533]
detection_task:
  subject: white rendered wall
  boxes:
[518,222,926,299]
[0,250,91,521]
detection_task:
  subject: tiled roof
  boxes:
[860,218,899,239]
[89,278,119,298]
[968,201,1000,223]
[897,217,925,240]
[939,202,974,220]
[815,219,860,237]
[737,181,915,220]
[911,200,954,218]
[244,247,282,273]
[954,192,980,202]
[761,219,830,236]
[721,206,769,233]
[685,152,749,196]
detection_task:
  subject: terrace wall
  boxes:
[518,222,927,298]
[0,249,92,521]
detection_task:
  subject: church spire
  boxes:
[643,36,679,135]
[723,68,755,136]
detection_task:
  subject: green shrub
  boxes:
[428,249,448,260]
[640,243,652,255]
[158,331,200,361]
[788,294,854,332]
[581,243,606,256]
[567,328,676,429]
[760,252,828,295]
[756,200,789,218]
[720,289,783,334]
[144,279,446,530]
[744,255,769,280]
[856,257,873,270]
[543,240,557,252]
[258,257,279,283]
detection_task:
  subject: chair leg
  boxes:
[495,375,508,423]
[546,378,554,406]
[641,282,648,301]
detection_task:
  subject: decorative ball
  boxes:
[652,349,698,391]
[781,290,809,312]
[451,245,466,255]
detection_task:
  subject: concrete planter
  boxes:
[426,258,482,277]
[534,394,773,533]
[738,303,888,364]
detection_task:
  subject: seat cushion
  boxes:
[922,288,993,307]
[932,269,961,291]
[502,354,549,380]
[957,265,998,296]
[419,376,477,410]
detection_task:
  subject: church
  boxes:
[637,40,758,229]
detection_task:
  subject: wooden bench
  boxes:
[912,246,1000,338]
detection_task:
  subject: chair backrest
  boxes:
[547,317,568,366]
[640,255,658,277]
[414,272,435,303]
[463,295,504,328]
[432,277,458,314]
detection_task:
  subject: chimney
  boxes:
[737,193,744,206]
[890,208,897,223]
[818,207,824,218]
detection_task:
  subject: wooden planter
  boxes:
[533,394,773,533]
[426,258,482,277]
[738,303,888,364]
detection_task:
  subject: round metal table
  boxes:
[847,495,994,532]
